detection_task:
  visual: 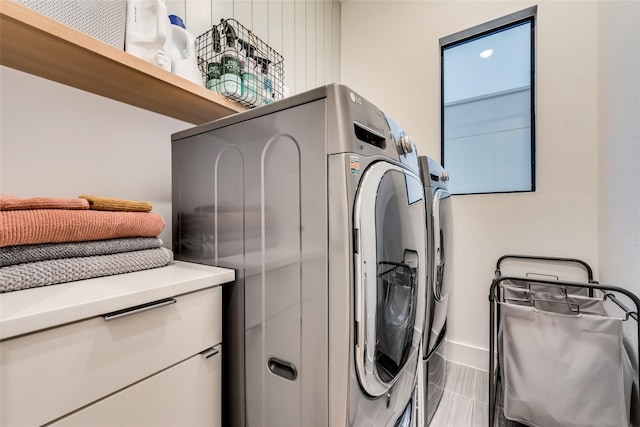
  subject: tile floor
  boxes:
[429,362,489,427]
[429,362,521,427]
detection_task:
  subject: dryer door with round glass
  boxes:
[433,188,452,302]
[425,187,453,356]
[354,161,426,397]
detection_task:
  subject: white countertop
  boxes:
[0,261,235,340]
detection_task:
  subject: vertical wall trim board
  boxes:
[324,0,333,84]
[305,0,316,89]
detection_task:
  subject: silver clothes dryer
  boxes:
[418,157,453,425]
[172,84,427,427]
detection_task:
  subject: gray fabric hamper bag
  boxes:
[502,302,632,427]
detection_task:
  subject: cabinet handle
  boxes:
[267,357,297,381]
[200,346,220,359]
[102,298,177,321]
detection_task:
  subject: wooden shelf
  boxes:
[0,1,247,124]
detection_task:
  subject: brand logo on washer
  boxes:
[349,92,362,105]
[349,155,360,174]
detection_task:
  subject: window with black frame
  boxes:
[441,6,536,195]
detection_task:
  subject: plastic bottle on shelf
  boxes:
[125,0,172,71]
[219,21,241,98]
[238,39,258,106]
[168,14,203,86]
[205,26,222,93]
[256,57,273,106]
[207,62,222,92]
[243,57,260,106]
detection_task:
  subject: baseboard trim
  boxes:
[446,339,490,372]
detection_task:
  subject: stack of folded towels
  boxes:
[0,194,173,293]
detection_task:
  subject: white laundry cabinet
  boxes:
[0,261,234,426]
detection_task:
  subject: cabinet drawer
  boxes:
[1,286,221,426]
[50,345,222,427]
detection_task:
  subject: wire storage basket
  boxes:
[196,19,285,108]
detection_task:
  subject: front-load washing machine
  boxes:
[418,156,453,425]
[172,84,427,427]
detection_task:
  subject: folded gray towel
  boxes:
[0,237,164,267]
[0,248,174,293]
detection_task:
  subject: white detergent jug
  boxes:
[169,15,203,86]
[125,0,172,71]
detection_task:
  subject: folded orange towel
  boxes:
[79,195,152,212]
[0,195,89,211]
[0,210,165,247]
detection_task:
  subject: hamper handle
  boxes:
[605,293,639,321]
[495,254,594,282]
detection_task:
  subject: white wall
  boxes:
[165,0,341,95]
[341,1,600,370]
[598,0,640,304]
[597,0,640,364]
[0,66,189,245]
[1,0,340,247]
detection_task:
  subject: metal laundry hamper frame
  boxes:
[488,254,640,427]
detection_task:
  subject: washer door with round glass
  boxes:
[354,161,426,397]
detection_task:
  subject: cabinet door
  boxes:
[50,346,222,427]
[1,286,221,426]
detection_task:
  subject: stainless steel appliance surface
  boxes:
[418,156,453,426]
[172,84,427,427]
